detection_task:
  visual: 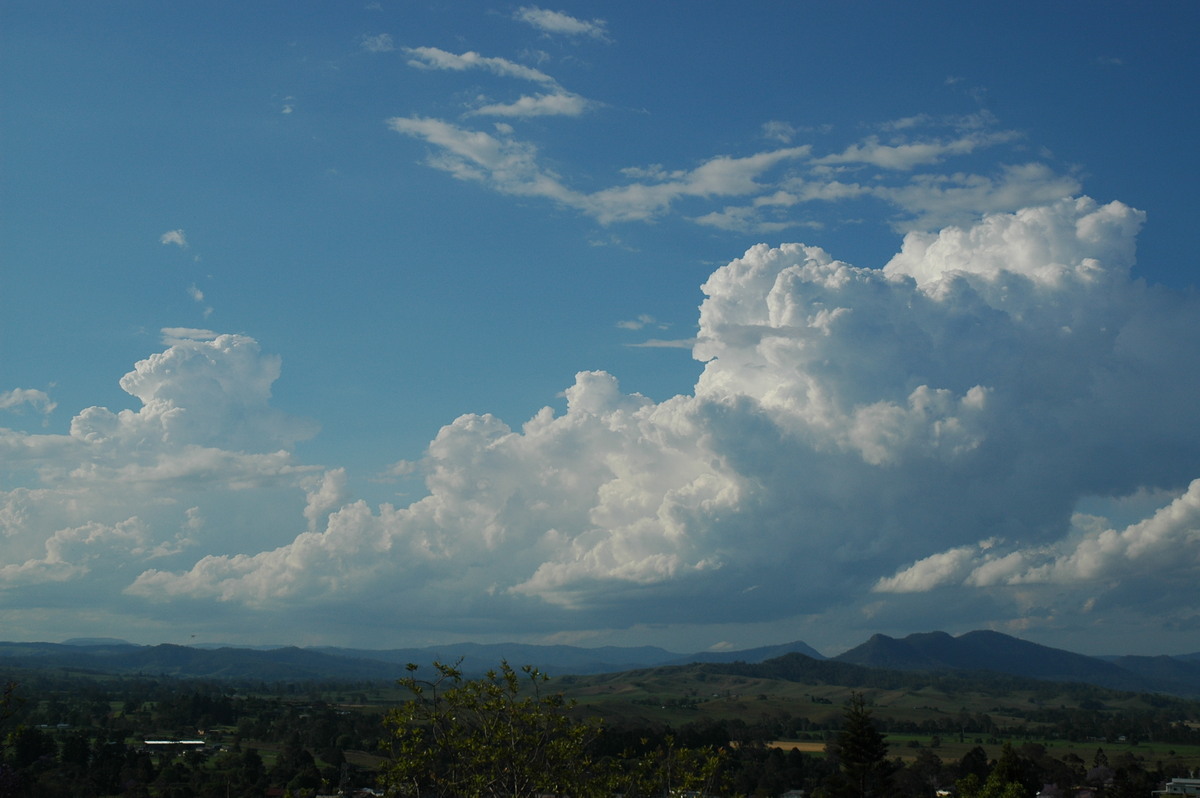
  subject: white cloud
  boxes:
[873,539,1000,592]
[389,96,1078,233]
[813,130,1020,171]
[0,389,56,417]
[388,116,810,224]
[387,116,579,201]
[616,314,657,331]
[5,197,1196,645]
[762,120,797,143]
[360,33,394,53]
[580,147,811,224]
[0,334,320,604]
[403,46,557,85]
[393,42,1072,236]
[514,6,610,41]
[160,229,187,247]
[877,163,1085,231]
[0,518,152,586]
[877,480,1200,594]
[161,327,218,344]
[470,91,589,118]
[115,197,1200,642]
[70,333,315,452]
[626,338,694,349]
[401,46,589,119]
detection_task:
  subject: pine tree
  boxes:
[825,692,892,798]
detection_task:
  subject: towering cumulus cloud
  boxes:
[4,198,1198,644]
[120,197,1200,642]
[0,334,317,629]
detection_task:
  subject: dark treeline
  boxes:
[1,667,1198,797]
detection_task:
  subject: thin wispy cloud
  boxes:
[761,120,797,143]
[812,130,1021,171]
[388,116,812,223]
[626,338,693,349]
[389,67,1073,231]
[401,46,589,119]
[514,6,610,41]
[616,314,658,330]
[470,92,589,118]
[360,32,394,52]
[403,46,558,85]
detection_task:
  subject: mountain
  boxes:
[0,638,823,682]
[667,640,826,665]
[0,642,413,681]
[833,630,1163,693]
[307,640,825,676]
[1107,654,1200,696]
[0,633,1190,694]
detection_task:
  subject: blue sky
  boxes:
[2,1,1199,656]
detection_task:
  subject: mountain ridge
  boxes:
[0,633,1193,695]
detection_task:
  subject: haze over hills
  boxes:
[3,633,1197,696]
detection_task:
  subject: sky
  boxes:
[2,1,1199,657]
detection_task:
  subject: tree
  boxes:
[611,735,726,798]
[956,743,1031,798]
[824,692,892,798]
[381,660,604,798]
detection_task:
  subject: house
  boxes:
[1156,777,1200,796]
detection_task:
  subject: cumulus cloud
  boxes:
[0,518,151,585]
[0,388,56,417]
[5,198,1195,645]
[878,480,1200,594]
[0,331,318,604]
[69,332,315,452]
[514,6,610,41]
[117,197,1200,644]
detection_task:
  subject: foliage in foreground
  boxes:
[381,660,724,797]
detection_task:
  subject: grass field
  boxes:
[546,665,1200,771]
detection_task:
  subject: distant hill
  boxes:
[309,642,684,676]
[0,638,822,682]
[1108,654,1200,696]
[665,640,825,665]
[0,642,413,681]
[831,630,1191,694]
[0,633,1191,695]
